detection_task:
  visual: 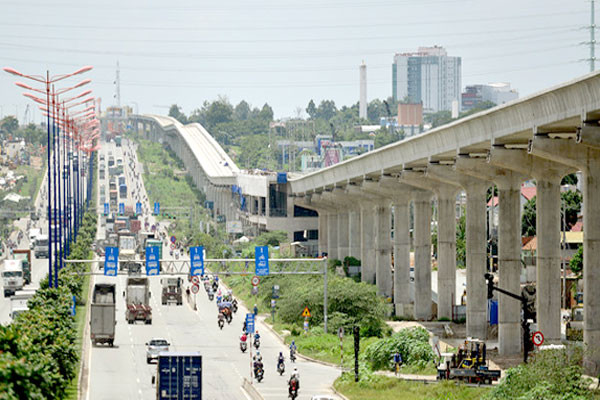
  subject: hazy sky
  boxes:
[0,0,593,121]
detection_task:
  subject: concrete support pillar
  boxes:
[497,177,523,355]
[413,192,433,320]
[529,134,600,373]
[361,205,376,284]
[536,179,562,343]
[327,213,339,260]
[318,212,328,256]
[375,204,393,297]
[393,196,412,317]
[337,211,350,260]
[437,189,458,320]
[348,210,361,259]
[464,182,489,339]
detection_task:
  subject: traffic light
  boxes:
[485,273,494,299]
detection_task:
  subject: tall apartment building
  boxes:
[392,46,461,113]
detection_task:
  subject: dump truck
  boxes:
[2,259,24,297]
[90,284,116,346]
[153,352,202,400]
[161,277,183,305]
[125,277,152,324]
[119,231,137,264]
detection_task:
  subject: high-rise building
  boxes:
[392,46,461,113]
[461,83,519,112]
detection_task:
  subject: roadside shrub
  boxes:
[362,327,435,370]
[484,346,595,400]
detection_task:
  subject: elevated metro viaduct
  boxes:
[127,114,319,254]
[128,70,600,373]
[289,70,600,373]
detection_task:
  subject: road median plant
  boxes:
[0,207,97,399]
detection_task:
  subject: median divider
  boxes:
[241,378,264,400]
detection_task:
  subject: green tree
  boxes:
[562,190,582,229]
[0,116,19,135]
[562,173,578,186]
[522,196,536,236]
[234,100,251,121]
[168,104,188,124]
[367,99,386,124]
[306,100,317,119]
[18,123,45,145]
[258,103,274,121]
[424,110,453,128]
[373,128,397,148]
[205,98,233,129]
[570,245,583,275]
[316,100,337,121]
[456,210,466,267]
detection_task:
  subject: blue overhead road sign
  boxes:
[146,246,160,276]
[104,247,119,276]
[255,246,269,276]
[190,246,204,276]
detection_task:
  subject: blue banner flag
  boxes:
[154,202,160,215]
[104,247,119,276]
[104,203,110,215]
[255,246,269,276]
[136,202,142,215]
[119,202,125,215]
[190,246,204,276]
[145,246,160,276]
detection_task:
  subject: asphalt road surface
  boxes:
[86,138,341,400]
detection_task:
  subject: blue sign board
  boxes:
[255,246,269,276]
[145,245,160,276]
[119,202,125,215]
[71,295,76,316]
[245,313,255,334]
[154,202,160,215]
[104,247,119,276]
[136,202,142,216]
[103,203,109,215]
[190,246,204,276]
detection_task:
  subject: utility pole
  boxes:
[114,61,121,107]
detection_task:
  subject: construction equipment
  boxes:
[437,339,501,384]
[566,292,584,341]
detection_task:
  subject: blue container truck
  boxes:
[155,352,202,400]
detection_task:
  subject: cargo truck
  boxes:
[90,284,116,346]
[125,277,152,324]
[161,277,183,305]
[119,183,127,199]
[2,260,24,297]
[119,232,137,263]
[12,249,32,284]
[9,289,36,320]
[34,234,49,258]
[153,352,202,400]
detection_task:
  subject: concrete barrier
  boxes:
[241,378,264,400]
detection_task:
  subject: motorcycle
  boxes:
[218,315,225,330]
[288,383,298,400]
[277,361,285,376]
[254,366,264,383]
[208,292,214,301]
[254,336,261,349]
[232,299,238,313]
[290,349,296,363]
[240,341,247,353]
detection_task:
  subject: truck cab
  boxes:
[119,232,137,262]
[161,278,183,305]
[2,260,24,297]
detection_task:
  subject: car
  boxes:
[146,338,170,364]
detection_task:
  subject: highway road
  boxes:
[86,138,341,400]
[0,170,53,325]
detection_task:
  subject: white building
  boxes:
[392,46,462,113]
